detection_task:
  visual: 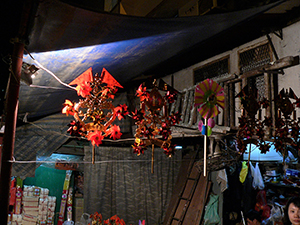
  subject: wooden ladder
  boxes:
[163,150,212,225]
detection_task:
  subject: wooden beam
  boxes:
[240,56,299,79]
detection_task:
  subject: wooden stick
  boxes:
[247,143,251,166]
[204,118,208,177]
[92,145,95,164]
[151,144,154,174]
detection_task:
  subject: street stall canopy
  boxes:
[18,0,287,120]
[5,0,293,177]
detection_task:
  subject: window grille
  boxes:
[194,57,229,84]
[248,75,266,100]
[239,43,273,100]
[239,43,272,73]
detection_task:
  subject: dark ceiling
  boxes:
[1,0,299,122]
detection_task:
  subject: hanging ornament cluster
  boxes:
[62,68,128,163]
[235,85,272,154]
[130,79,181,162]
[273,88,300,156]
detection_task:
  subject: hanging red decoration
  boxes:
[62,68,128,163]
[273,88,300,156]
[131,79,181,172]
[235,85,272,155]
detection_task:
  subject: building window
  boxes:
[239,42,273,100]
[194,56,229,84]
[239,43,272,73]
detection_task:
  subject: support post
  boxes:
[0,41,24,224]
[0,1,35,222]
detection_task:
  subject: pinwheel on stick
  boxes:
[194,78,225,176]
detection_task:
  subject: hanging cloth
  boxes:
[9,178,17,207]
[216,169,228,192]
[204,194,221,225]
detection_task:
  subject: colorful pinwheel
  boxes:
[194,79,224,177]
[194,78,225,119]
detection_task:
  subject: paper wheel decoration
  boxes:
[194,79,225,119]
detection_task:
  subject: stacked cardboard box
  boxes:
[22,196,39,225]
[19,186,56,225]
[9,214,22,225]
[46,196,56,225]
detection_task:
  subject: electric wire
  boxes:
[24,49,76,90]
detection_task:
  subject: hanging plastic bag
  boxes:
[75,213,91,225]
[204,194,221,225]
[239,161,248,183]
[269,205,283,222]
[249,161,255,178]
[252,162,265,190]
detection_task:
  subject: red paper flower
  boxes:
[140,126,156,138]
[67,120,84,137]
[62,100,75,116]
[131,109,144,122]
[87,130,104,146]
[258,142,271,154]
[159,123,171,140]
[107,125,122,140]
[101,87,118,99]
[75,81,92,98]
[132,139,147,155]
[136,84,149,102]
[274,140,284,152]
[165,90,177,104]
[162,142,176,156]
[110,215,125,224]
[236,139,247,153]
[89,212,102,223]
[256,126,265,139]
[114,104,129,120]
[168,112,181,125]
[103,219,110,224]
[88,212,126,225]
